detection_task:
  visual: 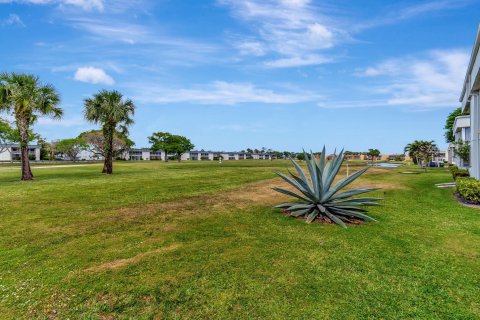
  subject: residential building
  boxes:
[451,115,471,168]
[0,144,41,161]
[460,24,480,179]
[128,148,152,161]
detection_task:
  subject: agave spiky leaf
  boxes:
[273,147,382,228]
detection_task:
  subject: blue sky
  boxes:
[1,0,479,153]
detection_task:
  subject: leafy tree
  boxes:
[296,153,305,161]
[56,138,88,162]
[444,107,463,143]
[455,140,470,162]
[246,148,253,153]
[84,90,135,174]
[0,119,39,162]
[45,141,58,160]
[79,130,133,160]
[404,140,438,167]
[148,132,194,162]
[0,118,15,155]
[367,148,381,163]
[0,73,62,180]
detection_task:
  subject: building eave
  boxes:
[460,24,480,102]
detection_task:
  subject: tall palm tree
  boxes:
[0,73,62,180]
[84,90,135,174]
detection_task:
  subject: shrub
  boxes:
[273,148,382,228]
[456,178,480,203]
[449,166,469,180]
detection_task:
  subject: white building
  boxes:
[123,149,275,161]
[460,24,480,179]
[0,144,41,161]
[450,115,471,169]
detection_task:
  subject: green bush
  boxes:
[449,166,470,180]
[456,178,480,203]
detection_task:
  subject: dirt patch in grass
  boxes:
[89,172,403,227]
[84,243,180,273]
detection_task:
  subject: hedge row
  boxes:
[449,166,470,180]
[456,177,480,204]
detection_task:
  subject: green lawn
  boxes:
[0,161,479,319]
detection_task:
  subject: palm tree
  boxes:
[84,90,135,174]
[404,140,437,168]
[0,73,62,180]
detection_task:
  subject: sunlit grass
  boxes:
[0,161,478,319]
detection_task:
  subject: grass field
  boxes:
[0,161,479,319]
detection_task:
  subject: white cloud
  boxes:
[131,81,320,105]
[0,0,104,10]
[1,13,24,27]
[74,66,114,85]
[219,0,343,68]
[354,0,473,31]
[354,49,469,109]
[265,54,332,68]
[235,40,266,56]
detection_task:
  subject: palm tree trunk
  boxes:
[103,125,114,174]
[20,145,33,180]
[17,117,33,181]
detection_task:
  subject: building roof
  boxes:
[460,24,480,112]
[0,144,40,148]
[453,115,471,133]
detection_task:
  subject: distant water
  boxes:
[368,163,401,168]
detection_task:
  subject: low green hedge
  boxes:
[449,166,470,180]
[456,177,480,203]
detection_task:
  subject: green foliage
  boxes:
[455,140,470,162]
[0,162,479,318]
[444,107,463,143]
[456,178,480,203]
[295,153,305,161]
[56,138,88,162]
[368,148,381,157]
[274,148,381,228]
[404,140,438,165]
[84,90,135,173]
[148,132,194,161]
[0,73,61,179]
[0,118,16,146]
[449,165,470,180]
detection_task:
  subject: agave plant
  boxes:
[274,148,381,228]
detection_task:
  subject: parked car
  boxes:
[427,161,444,167]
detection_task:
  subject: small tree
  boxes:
[45,141,58,160]
[148,132,194,162]
[367,148,381,163]
[455,140,470,163]
[0,118,38,162]
[405,140,438,168]
[79,130,133,160]
[56,138,87,162]
[0,118,15,156]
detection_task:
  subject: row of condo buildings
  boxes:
[0,145,277,162]
[0,144,446,163]
[448,24,480,179]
